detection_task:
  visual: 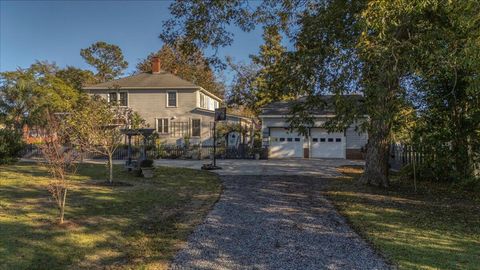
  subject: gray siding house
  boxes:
[259,97,367,159]
[84,57,249,145]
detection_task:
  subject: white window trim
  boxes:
[155,118,169,134]
[107,91,129,107]
[166,90,177,107]
[118,91,129,107]
[191,118,201,137]
[200,93,206,109]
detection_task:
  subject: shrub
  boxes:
[140,159,154,168]
[0,129,25,164]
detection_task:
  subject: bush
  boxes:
[0,129,25,164]
[140,159,154,168]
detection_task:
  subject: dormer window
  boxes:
[167,91,177,107]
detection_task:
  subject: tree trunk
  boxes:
[108,154,113,183]
[59,188,67,224]
[359,119,390,187]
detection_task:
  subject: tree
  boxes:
[0,62,79,132]
[136,41,225,98]
[40,112,78,224]
[68,95,127,184]
[228,25,291,115]
[161,0,480,186]
[56,66,97,91]
[80,41,128,82]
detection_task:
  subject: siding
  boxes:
[86,88,241,145]
[345,125,368,149]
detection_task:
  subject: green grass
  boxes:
[0,162,221,270]
[325,166,480,270]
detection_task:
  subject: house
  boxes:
[259,96,367,159]
[84,57,250,145]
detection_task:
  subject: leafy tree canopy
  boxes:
[0,62,80,131]
[136,40,225,98]
[80,41,128,82]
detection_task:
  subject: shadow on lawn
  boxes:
[0,163,220,269]
[323,167,480,269]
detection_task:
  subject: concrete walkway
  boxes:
[155,158,363,177]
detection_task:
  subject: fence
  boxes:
[389,144,424,170]
[21,143,267,161]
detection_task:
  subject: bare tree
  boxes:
[68,96,126,184]
[40,112,78,224]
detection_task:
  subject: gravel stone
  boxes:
[171,175,391,270]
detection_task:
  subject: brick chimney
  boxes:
[151,56,161,73]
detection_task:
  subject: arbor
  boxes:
[68,96,127,184]
[80,41,128,82]
[136,41,224,98]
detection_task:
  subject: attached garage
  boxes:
[269,128,304,158]
[310,128,346,158]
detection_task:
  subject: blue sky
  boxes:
[0,0,268,82]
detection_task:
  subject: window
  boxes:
[167,91,177,107]
[279,138,285,142]
[108,92,117,104]
[287,138,293,142]
[320,138,326,142]
[200,93,205,108]
[157,118,169,134]
[119,92,128,106]
[192,119,201,137]
[313,138,318,142]
[294,138,300,142]
[108,92,128,106]
[328,138,334,142]
[214,100,219,109]
[336,138,342,142]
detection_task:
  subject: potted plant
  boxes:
[140,159,154,178]
[252,148,262,160]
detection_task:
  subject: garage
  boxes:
[310,128,346,158]
[269,128,304,158]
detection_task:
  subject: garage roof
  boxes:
[260,95,364,116]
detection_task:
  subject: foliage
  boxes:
[161,0,480,186]
[136,40,225,98]
[39,112,79,224]
[67,95,127,183]
[0,129,24,164]
[80,41,128,82]
[0,163,221,269]
[139,159,154,168]
[228,25,292,115]
[0,62,80,131]
[56,66,97,90]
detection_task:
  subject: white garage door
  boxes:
[269,128,303,158]
[310,128,345,158]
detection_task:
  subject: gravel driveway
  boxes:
[171,175,390,270]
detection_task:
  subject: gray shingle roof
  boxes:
[84,71,198,90]
[260,95,364,115]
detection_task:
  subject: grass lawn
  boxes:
[0,162,221,270]
[325,166,480,270]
